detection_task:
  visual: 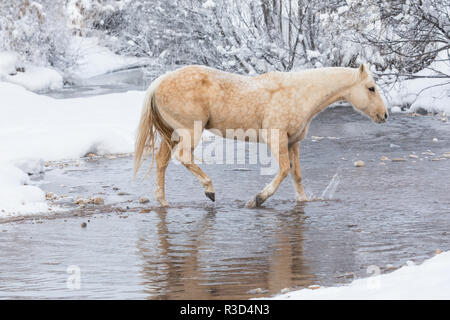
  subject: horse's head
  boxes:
[347,64,388,124]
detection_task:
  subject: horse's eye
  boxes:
[368,87,375,92]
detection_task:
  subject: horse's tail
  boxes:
[134,73,173,179]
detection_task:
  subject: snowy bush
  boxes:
[107,0,374,74]
[66,0,127,36]
[0,0,74,71]
[361,0,449,77]
[0,0,447,88]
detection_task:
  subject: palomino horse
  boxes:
[134,64,388,207]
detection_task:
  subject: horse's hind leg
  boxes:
[174,129,215,202]
[247,131,290,207]
[183,161,215,202]
[155,139,174,207]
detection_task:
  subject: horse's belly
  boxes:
[205,113,262,142]
[206,105,261,129]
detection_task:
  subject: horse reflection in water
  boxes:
[135,202,314,299]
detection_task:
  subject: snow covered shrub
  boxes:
[0,0,74,71]
[0,0,443,84]
[66,0,127,36]
[342,0,449,78]
[108,0,374,74]
[104,0,400,75]
[112,0,217,61]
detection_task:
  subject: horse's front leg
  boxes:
[247,131,290,207]
[288,142,307,202]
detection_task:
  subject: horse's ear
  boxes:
[358,64,368,80]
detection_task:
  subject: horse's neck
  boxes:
[294,68,357,120]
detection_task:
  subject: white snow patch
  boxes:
[69,37,151,79]
[203,0,216,9]
[267,251,450,299]
[5,66,63,92]
[0,82,145,216]
[306,50,321,60]
[0,164,48,216]
[0,51,19,76]
[390,106,402,113]
[0,51,63,92]
[386,51,450,115]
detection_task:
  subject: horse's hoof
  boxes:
[160,202,170,208]
[205,192,215,202]
[255,195,264,207]
[246,195,264,208]
[156,198,169,207]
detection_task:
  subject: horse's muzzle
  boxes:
[376,112,388,123]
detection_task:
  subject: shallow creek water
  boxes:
[0,107,449,299]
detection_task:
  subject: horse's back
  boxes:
[154,66,219,127]
[156,65,235,106]
[154,65,266,132]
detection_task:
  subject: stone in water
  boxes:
[354,160,365,167]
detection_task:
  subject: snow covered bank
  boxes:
[0,52,63,92]
[0,164,48,215]
[270,251,450,299]
[386,52,450,115]
[0,82,144,216]
[387,77,450,116]
[69,37,152,80]
[1,37,151,93]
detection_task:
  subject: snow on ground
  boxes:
[269,251,450,299]
[387,76,450,115]
[0,52,18,76]
[4,66,63,92]
[0,164,48,215]
[0,82,144,216]
[385,52,450,115]
[1,37,152,93]
[69,37,152,80]
[0,52,63,92]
